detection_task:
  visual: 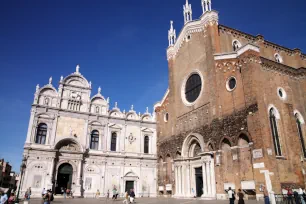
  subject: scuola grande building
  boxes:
[20,65,157,198]
[19,0,306,201]
[154,0,306,202]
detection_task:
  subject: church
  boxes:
[19,0,306,201]
[154,0,306,202]
[20,65,157,198]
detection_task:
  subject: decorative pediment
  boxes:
[108,123,122,129]
[141,127,154,133]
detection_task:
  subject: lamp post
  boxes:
[15,157,27,204]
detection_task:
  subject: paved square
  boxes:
[25,198,264,204]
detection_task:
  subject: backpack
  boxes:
[50,193,54,201]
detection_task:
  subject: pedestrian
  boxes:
[237,189,244,204]
[228,187,234,204]
[7,192,15,204]
[8,192,16,204]
[130,189,135,203]
[42,188,46,197]
[63,188,66,199]
[191,188,196,198]
[107,189,110,199]
[299,188,305,204]
[28,187,31,200]
[66,189,70,198]
[0,191,8,204]
[287,188,294,204]
[112,187,117,200]
[123,191,129,204]
[263,185,270,204]
[95,189,100,199]
[43,190,50,204]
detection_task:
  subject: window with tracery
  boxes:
[274,53,283,63]
[111,132,117,151]
[269,108,282,156]
[35,123,47,144]
[296,113,306,158]
[90,130,99,150]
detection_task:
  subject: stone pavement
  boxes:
[24,197,264,204]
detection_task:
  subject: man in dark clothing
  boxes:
[294,191,300,204]
[129,189,135,203]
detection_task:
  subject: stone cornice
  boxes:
[167,11,219,60]
[260,57,306,79]
[219,24,306,58]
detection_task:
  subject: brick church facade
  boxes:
[154,0,306,201]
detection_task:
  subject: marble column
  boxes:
[49,158,54,182]
[182,165,185,196]
[175,166,178,195]
[206,161,212,196]
[210,159,216,197]
[178,166,182,195]
[202,162,208,196]
[77,161,82,185]
[186,164,191,197]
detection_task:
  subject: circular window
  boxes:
[226,77,237,91]
[185,74,202,103]
[277,87,287,100]
[164,113,169,122]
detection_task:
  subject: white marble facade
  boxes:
[20,65,157,198]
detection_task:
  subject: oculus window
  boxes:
[185,74,202,103]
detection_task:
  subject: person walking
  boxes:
[287,188,294,204]
[299,188,305,204]
[191,188,196,198]
[0,191,8,204]
[112,187,117,200]
[237,189,244,204]
[95,189,100,199]
[263,185,270,204]
[43,190,50,204]
[130,189,135,203]
[28,187,31,200]
[106,190,110,199]
[7,192,15,204]
[123,191,129,204]
[228,187,234,204]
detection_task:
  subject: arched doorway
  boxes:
[56,163,73,194]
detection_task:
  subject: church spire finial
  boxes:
[98,86,101,94]
[168,21,176,47]
[202,0,212,14]
[49,76,52,84]
[76,64,80,73]
[183,0,192,24]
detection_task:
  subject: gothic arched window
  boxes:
[274,53,283,63]
[111,132,117,151]
[90,130,99,150]
[35,123,47,144]
[144,136,149,154]
[296,113,306,158]
[269,108,282,156]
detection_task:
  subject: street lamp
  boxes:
[15,157,27,204]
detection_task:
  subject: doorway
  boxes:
[195,167,203,197]
[125,181,134,193]
[56,163,73,194]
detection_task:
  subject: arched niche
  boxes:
[54,138,82,152]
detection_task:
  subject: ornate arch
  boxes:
[268,104,281,119]
[235,131,251,146]
[54,138,83,152]
[181,132,205,157]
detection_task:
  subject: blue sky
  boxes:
[0,0,305,172]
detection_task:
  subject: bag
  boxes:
[50,193,54,201]
[233,193,236,200]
